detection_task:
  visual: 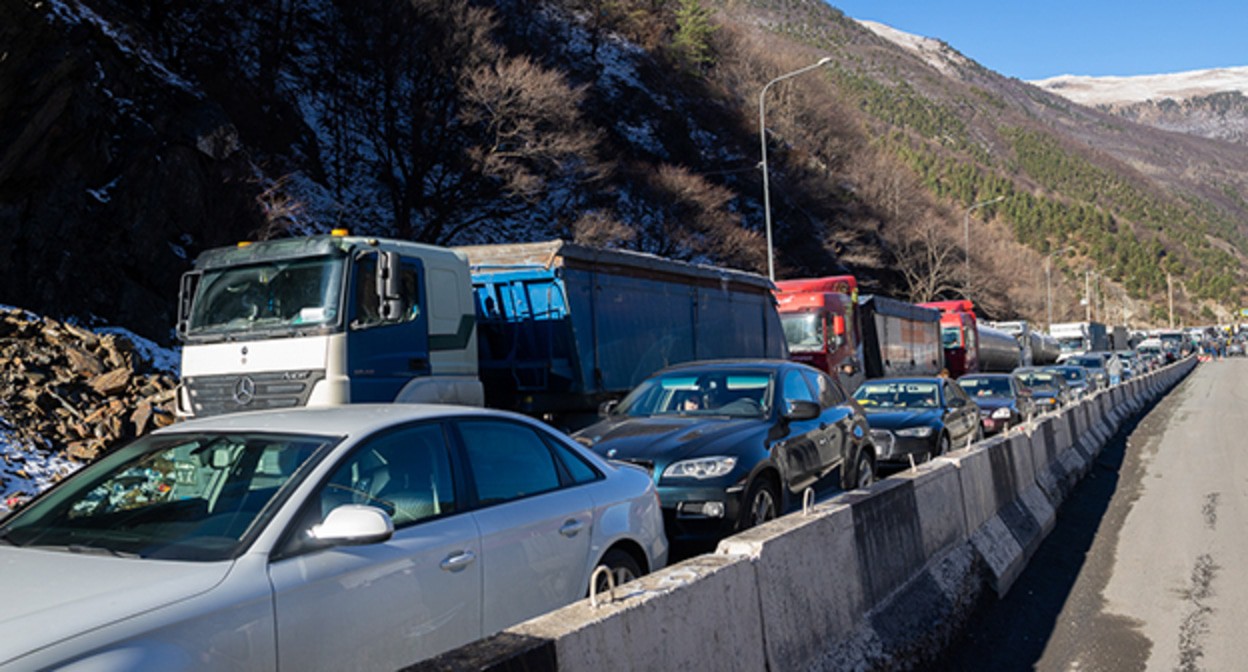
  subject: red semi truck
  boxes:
[919,299,1021,377]
[775,276,943,391]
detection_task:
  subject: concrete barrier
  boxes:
[424,357,1198,671]
[413,552,768,672]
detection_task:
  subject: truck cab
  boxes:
[774,276,861,384]
[175,231,481,418]
[921,300,979,378]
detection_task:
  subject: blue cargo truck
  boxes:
[175,233,786,426]
[458,241,787,426]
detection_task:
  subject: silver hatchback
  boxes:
[0,404,666,670]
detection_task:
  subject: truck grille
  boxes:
[183,370,325,417]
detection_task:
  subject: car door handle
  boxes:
[440,550,477,572]
[559,520,585,538]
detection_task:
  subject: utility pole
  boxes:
[1085,271,1091,322]
[759,56,833,282]
[1168,273,1174,328]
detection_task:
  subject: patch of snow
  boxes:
[44,0,196,93]
[95,327,181,376]
[857,20,971,76]
[87,176,120,203]
[0,430,79,518]
[616,120,667,158]
[1031,66,1248,106]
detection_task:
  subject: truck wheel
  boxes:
[739,477,779,530]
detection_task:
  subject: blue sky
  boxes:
[828,1,1246,80]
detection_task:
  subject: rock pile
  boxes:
[0,308,177,464]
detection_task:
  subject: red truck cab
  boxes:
[774,276,859,377]
[920,300,979,378]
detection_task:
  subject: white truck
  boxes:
[1050,321,1109,360]
[175,232,483,418]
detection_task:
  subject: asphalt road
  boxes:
[937,359,1248,671]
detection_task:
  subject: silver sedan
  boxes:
[0,404,667,670]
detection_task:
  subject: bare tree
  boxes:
[890,215,967,303]
[460,56,606,203]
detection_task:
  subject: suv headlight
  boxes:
[991,407,1012,419]
[663,456,738,479]
[895,426,933,438]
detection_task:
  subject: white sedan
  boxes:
[0,404,667,670]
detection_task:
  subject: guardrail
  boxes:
[409,356,1197,672]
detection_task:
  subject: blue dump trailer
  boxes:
[456,241,788,425]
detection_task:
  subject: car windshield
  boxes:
[781,314,824,352]
[1057,337,1084,354]
[1047,367,1085,383]
[616,370,772,418]
[0,432,332,561]
[187,255,345,337]
[1016,372,1060,390]
[958,377,1014,398]
[853,382,939,409]
[1070,357,1102,368]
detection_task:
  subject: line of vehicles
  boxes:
[0,231,1187,670]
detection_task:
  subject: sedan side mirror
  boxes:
[312,504,394,546]
[783,399,821,421]
[599,399,619,418]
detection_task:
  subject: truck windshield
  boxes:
[187,256,345,337]
[781,314,825,351]
[941,327,962,349]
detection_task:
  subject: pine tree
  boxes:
[671,0,716,71]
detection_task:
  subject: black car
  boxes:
[957,373,1036,436]
[573,360,876,544]
[1042,364,1091,399]
[1013,367,1074,411]
[852,377,981,465]
[1064,353,1111,389]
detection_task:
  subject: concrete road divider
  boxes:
[420,357,1197,671]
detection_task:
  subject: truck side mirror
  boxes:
[376,251,404,321]
[832,315,846,337]
[176,271,202,339]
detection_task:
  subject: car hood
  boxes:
[862,408,943,430]
[576,416,768,466]
[0,546,232,664]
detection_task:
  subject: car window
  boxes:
[543,434,601,485]
[945,381,970,405]
[782,369,818,405]
[458,420,562,506]
[318,424,457,528]
[803,369,845,407]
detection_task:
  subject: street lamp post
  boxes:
[759,56,833,282]
[963,196,1005,289]
[1045,246,1073,331]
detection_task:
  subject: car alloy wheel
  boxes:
[741,478,779,529]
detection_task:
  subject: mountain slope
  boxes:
[0,0,1245,341]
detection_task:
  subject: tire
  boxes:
[738,476,780,531]
[937,433,951,457]
[848,449,875,490]
[590,549,643,597]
